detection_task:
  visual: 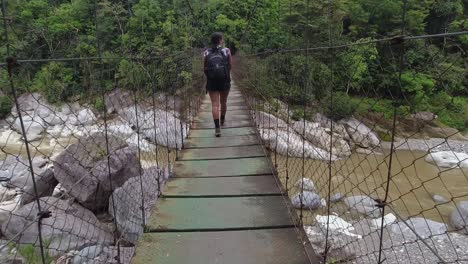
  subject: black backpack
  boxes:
[206,48,228,81]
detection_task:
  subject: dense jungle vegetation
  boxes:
[0,0,467,130]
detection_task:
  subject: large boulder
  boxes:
[0,155,50,189]
[109,167,163,244]
[20,168,58,205]
[259,128,337,161]
[293,120,351,157]
[339,117,380,149]
[12,115,45,141]
[254,111,288,129]
[119,107,187,149]
[70,108,97,126]
[343,195,381,218]
[313,113,350,141]
[1,196,114,257]
[11,93,46,117]
[450,201,468,234]
[425,151,468,168]
[53,133,140,211]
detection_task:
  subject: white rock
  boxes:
[0,186,17,202]
[294,178,315,192]
[254,111,288,129]
[314,214,362,239]
[425,151,468,168]
[371,213,397,229]
[13,115,45,141]
[259,128,338,161]
[293,120,351,157]
[70,108,96,126]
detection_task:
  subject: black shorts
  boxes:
[206,78,231,92]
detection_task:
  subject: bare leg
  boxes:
[209,90,220,120]
[220,88,230,117]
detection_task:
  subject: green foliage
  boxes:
[0,96,12,118]
[93,97,105,112]
[18,243,53,264]
[32,62,77,104]
[323,92,356,121]
[400,71,435,110]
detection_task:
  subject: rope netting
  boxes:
[232,0,468,263]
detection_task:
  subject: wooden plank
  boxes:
[173,157,272,177]
[163,175,280,196]
[132,229,311,264]
[179,145,265,160]
[147,196,293,230]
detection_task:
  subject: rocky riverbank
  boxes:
[0,90,194,263]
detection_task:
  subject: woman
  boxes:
[203,32,232,137]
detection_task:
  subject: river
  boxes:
[272,150,468,226]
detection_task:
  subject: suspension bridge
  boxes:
[1,0,468,263]
[131,84,317,263]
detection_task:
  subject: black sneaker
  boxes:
[215,127,221,137]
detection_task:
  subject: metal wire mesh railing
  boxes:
[233,29,468,264]
[0,53,205,263]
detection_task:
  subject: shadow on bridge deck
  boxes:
[132,86,316,264]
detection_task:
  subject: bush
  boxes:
[323,92,356,121]
[32,62,77,104]
[0,96,12,118]
[93,97,105,112]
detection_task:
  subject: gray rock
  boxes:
[119,107,187,150]
[0,155,50,190]
[350,219,468,264]
[390,217,447,240]
[343,195,381,217]
[450,201,468,234]
[104,89,133,114]
[339,117,380,149]
[109,167,163,244]
[293,120,351,157]
[255,111,288,129]
[12,115,45,141]
[54,133,140,211]
[330,193,344,203]
[291,191,322,210]
[11,93,45,116]
[305,225,356,262]
[411,111,437,122]
[20,168,58,205]
[431,194,448,204]
[1,196,114,257]
[425,151,468,168]
[73,245,134,264]
[70,108,96,126]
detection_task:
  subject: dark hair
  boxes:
[211,32,223,45]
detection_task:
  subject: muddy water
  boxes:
[272,150,468,226]
[0,131,176,169]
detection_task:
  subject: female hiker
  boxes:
[203,32,232,137]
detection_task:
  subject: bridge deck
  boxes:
[132,87,312,264]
